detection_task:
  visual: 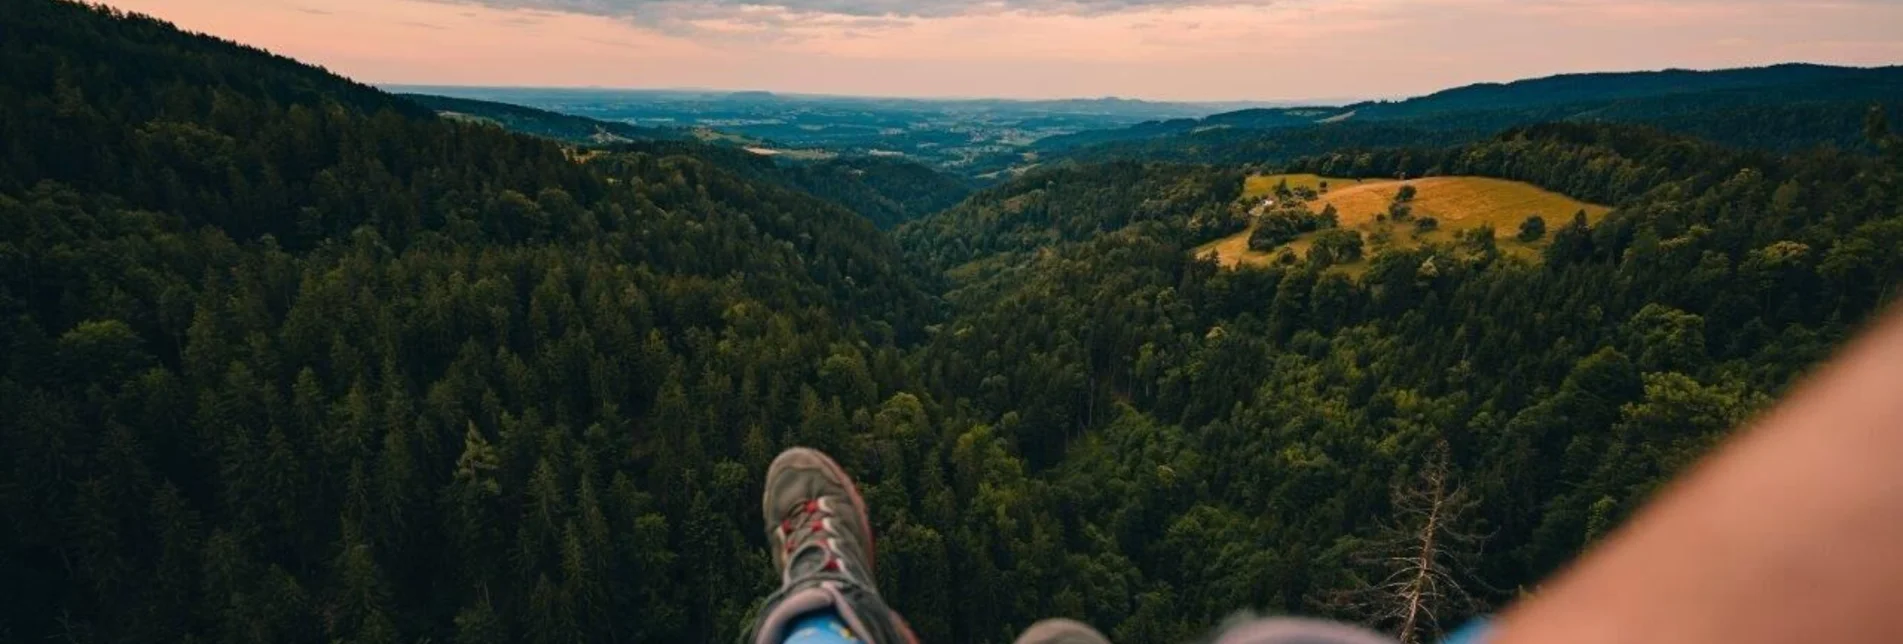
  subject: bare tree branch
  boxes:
[1331,442,1487,644]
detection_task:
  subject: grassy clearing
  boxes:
[1200,174,1611,270]
[1241,173,1394,199]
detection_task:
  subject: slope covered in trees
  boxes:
[893,118,1903,640]
[1052,123,1487,168]
[1039,65,1903,161]
[401,93,688,145]
[2,2,935,641]
[1363,64,1903,118]
[605,140,976,229]
[897,161,1248,270]
[774,156,977,229]
[6,2,1903,644]
[400,97,974,229]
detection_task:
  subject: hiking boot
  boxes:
[764,447,878,583]
[748,447,918,644]
[1014,618,1112,644]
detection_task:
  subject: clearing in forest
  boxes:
[1201,174,1611,270]
[1241,173,1394,199]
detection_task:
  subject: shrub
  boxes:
[1519,215,1547,241]
[1309,228,1365,266]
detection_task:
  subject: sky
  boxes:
[99,0,1903,101]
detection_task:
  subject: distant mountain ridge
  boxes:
[1038,64,1903,155]
[1377,63,1897,116]
[379,85,1299,171]
[386,85,1296,116]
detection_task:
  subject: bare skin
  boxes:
[1493,310,1903,644]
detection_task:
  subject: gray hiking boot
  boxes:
[747,447,918,644]
[1014,618,1112,644]
[764,447,878,582]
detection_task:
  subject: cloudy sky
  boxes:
[101,0,1903,101]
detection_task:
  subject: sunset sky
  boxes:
[98,0,1903,101]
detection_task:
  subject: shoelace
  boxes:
[778,497,852,579]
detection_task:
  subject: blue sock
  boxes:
[783,609,861,644]
[1443,618,1492,644]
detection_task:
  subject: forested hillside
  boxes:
[1041,65,1903,162]
[894,118,1903,641]
[401,93,687,145]
[401,97,973,229]
[605,141,975,229]
[771,156,977,229]
[3,2,935,641]
[898,162,1248,269]
[1364,64,1903,118]
[1053,123,1486,168]
[5,2,1903,644]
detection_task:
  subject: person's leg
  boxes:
[749,448,1390,644]
[747,447,918,644]
[1491,310,1903,644]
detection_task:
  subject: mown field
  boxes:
[1241,173,1395,198]
[1203,174,1612,270]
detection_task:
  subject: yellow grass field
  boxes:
[1202,174,1612,270]
[1241,173,1395,198]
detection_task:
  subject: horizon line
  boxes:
[378,83,1371,106]
[373,60,1895,107]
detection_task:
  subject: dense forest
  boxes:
[5,2,1903,644]
[587,140,974,230]
[1045,101,1902,169]
[768,156,977,230]
[1052,123,1488,169]
[400,97,975,230]
[896,162,1247,268]
[4,3,936,642]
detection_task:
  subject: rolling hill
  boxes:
[1360,63,1901,118]
[1199,175,1612,269]
[1038,64,1903,159]
[397,95,972,228]
[401,92,687,144]
[603,139,974,228]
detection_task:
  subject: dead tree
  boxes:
[1336,443,1486,644]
